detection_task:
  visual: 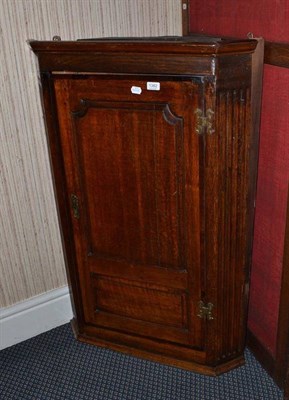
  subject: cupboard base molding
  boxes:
[71,319,245,376]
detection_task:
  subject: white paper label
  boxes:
[147,82,160,91]
[131,86,142,95]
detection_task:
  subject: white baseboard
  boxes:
[0,286,73,350]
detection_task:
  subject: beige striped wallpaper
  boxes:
[0,0,182,308]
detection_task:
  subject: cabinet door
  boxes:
[54,76,204,349]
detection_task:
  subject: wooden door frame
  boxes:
[181,0,289,393]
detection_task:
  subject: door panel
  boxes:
[72,101,184,268]
[54,76,203,349]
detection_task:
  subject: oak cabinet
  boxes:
[30,36,263,375]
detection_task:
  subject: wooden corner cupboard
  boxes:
[30,35,264,375]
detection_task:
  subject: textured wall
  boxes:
[0,0,182,307]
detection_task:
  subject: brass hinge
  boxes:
[197,301,214,320]
[194,108,215,135]
[70,194,80,219]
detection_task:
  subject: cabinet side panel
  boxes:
[218,88,251,360]
[204,84,252,363]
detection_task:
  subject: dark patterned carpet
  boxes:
[0,324,283,399]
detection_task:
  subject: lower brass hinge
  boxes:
[197,301,214,320]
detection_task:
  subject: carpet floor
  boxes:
[0,324,283,399]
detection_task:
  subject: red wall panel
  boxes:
[190,1,289,356]
[189,1,289,41]
[249,66,289,355]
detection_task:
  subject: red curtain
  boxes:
[190,0,289,356]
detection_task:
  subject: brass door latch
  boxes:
[70,194,80,219]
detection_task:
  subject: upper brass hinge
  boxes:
[197,300,214,320]
[194,108,215,135]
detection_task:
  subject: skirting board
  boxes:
[0,286,73,350]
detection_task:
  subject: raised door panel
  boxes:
[53,76,203,349]
[74,101,184,268]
